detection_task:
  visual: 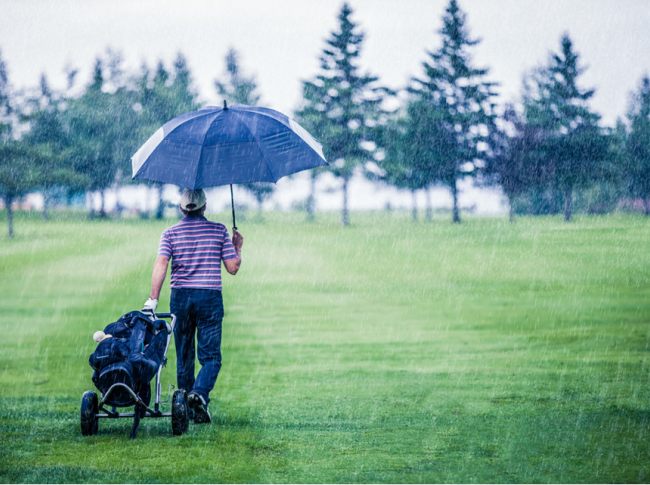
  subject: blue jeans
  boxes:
[170,288,224,404]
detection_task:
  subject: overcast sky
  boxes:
[2,0,650,126]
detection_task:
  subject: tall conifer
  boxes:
[297,3,387,225]
[409,0,497,223]
[523,34,609,221]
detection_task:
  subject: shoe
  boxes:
[188,392,211,424]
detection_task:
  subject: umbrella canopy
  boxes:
[131,104,327,190]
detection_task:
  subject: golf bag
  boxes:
[89,311,168,409]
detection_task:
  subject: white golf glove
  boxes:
[142,298,158,316]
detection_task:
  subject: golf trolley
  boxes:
[80,313,189,439]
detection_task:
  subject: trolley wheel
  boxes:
[80,391,99,436]
[171,389,189,436]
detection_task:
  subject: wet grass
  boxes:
[0,210,649,483]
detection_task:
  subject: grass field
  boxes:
[1,210,649,483]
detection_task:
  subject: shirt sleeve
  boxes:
[221,227,237,261]
[158,230,172,258]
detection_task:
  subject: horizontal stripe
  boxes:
[169,244,226,251]
[168,231,227,237]
[167,237,227,244]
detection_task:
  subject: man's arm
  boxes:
[150,255,170,299]
[224,228,243,275]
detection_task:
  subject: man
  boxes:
[143,189,243,424]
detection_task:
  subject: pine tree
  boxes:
[625,75,650,215]
[296,3,387,226]
[523,34,609,221]
[214,48,262,107]
[374,102,453,221]
[409,0,497,223]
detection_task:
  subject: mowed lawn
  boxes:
[0,211,649,483]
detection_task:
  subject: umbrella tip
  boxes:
[223,100,228,110]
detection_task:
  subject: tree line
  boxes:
[297,1,650,225]
[1,0,649,236]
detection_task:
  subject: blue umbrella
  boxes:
[131,102,327,227]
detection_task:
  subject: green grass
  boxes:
[1,210,649,483]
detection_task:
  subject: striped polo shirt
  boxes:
[158,215,237,291]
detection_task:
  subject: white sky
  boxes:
[3,0,650,126]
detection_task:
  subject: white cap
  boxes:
[180,189,207,211]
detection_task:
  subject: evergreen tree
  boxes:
[625,75,650,215]
[523,34,609,221]
[409,0,497,223]
[214,48,262,107]
[214,47,274,217]
[296,3,388,226]
[374,102,452,221]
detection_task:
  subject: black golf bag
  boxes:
[89,311,168,409]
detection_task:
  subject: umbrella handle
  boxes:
[230,184,237,231]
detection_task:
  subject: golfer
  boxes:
[143,189,243,424]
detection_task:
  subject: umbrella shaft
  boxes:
[230,184,237,230]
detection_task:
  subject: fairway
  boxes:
[1,211,649,483]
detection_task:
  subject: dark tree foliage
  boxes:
[486,104,547,222]
[296,3,388,226]
[135,54,199,218]
[1,49,200,222]
[215,48,274,217]
[409,0,497,223]
[523,34,610,221]
[22,74,84,219]
[373,113,425,221]
[0,49,10,140]
[0,49,43,237]
[625,75,650,215]
[138,55,198,134]
[0,142,42,237]
[66,56,141,217]
[374,100,455,221]
[215,48,262,107]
